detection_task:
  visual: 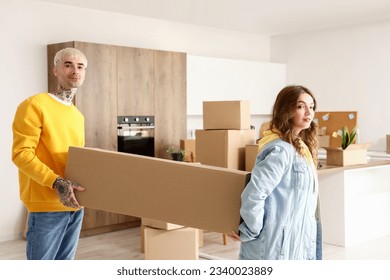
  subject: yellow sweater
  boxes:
[12,93,85,212]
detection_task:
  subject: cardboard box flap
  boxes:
[65,147,251,234]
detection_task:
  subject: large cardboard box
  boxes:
[196,129,256,170]
[245,144,259,171]
[324,143,370,166]
[203,100,251,130]
[144,227,199,260]
[65,147,250,234]
[387,135,390,154]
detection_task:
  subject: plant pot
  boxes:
[171,152,184,161]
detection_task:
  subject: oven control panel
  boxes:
[117,116,154,125]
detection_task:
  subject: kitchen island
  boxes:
[317,155,390,247]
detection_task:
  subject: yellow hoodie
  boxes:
[12,93,85,212]
[257,130,281,153]
[258,130,314,166]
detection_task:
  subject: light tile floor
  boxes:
[1,227,390,260]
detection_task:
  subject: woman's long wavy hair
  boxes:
[269,85,318,165]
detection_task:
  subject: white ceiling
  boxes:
[40,0,390,36]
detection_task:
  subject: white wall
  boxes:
[0,0,270,242]
[271,20,390,151]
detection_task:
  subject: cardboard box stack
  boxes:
[196,101,256,171]
[387,135,390,154]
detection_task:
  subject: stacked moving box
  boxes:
[196,101,256,171]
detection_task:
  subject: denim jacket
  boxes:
[238,138,322,260]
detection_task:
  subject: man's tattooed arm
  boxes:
[53,177,85,208]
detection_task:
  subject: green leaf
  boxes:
[341,127,347,149]
[348,128,357,146]
[344,132,349,150]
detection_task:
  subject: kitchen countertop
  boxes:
[317,148,390,174]
[317,158,390,174]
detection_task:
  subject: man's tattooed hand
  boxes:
[53,177,85,208]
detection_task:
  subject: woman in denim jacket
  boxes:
[230,85,322,260]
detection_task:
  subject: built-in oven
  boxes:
[117,116,155,157]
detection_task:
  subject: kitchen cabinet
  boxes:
[48,41,186,236]
[154,50,187,157]
[116,47,187,157]
[117,47,155,115]
[187,55,286,115]
[318,160,390,247]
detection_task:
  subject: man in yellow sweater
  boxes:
[12,48,87,260]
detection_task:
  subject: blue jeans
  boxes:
[26,209,84,260]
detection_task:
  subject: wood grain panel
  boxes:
[117,46,154,115]
[154,50,187,158]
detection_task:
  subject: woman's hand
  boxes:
[228,231,241,242]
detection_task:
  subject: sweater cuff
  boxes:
[46,172,60,189]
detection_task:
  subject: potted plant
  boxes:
[324,126,370,166]
[166,145,186,161]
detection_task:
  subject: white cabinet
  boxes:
[318,164,390,247]
[187,55,286,115]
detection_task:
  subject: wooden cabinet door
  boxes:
[154,50,187,158]
[117,46,154,116]
[73,41,118,151]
